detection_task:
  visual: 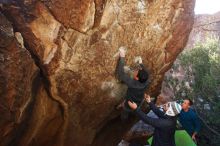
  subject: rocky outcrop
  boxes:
[0,0,195,145]
[186,11,220,49]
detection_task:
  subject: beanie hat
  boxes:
[165,102,182,116]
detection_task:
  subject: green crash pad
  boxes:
[148,130,197,146]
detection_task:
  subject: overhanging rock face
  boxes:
[0,0,195,145]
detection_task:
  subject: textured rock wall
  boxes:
[0,11,63,146]
[0,0,195,145]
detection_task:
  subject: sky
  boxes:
[195,0,220,14]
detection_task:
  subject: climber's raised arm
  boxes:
[116,47,135,87]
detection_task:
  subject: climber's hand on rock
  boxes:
[134,56,143,64]
[144,94,151,103]
[119,46,126,57]
[128,101,137,110]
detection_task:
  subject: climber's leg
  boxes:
[120,100,135,121]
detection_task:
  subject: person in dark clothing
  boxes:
[116,47,150,112]
[128,94,182,146]
[179,99,201,142]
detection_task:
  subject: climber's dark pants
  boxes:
[120,100,141,121]
[129,142,142,146]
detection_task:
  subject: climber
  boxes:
[179,98,201,143]
[128,94,182,146]
[115,46,150,119]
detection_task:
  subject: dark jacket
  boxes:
[117,57,149,108]
[179,108,201,136]
[135,102,177,146]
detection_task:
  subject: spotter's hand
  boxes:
[144,94,151,103]
[128,101,137,110]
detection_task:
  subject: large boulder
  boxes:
[0,0,195,145]
[0,12,35,146]
[0,11,63,146]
